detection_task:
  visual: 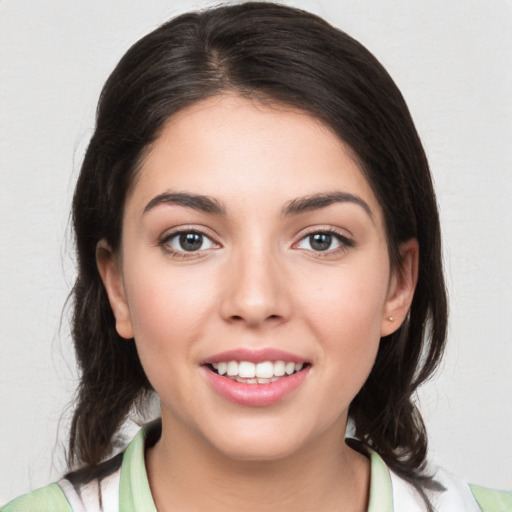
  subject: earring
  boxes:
[388,316,394,322]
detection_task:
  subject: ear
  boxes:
[96,239,134,339]
[380,238,419,337]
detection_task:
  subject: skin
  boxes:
[97,94,418,511]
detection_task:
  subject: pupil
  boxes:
[310,233,331,251]
[179,232,202,251]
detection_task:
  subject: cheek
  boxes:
[302,263,388,336]
[296,258,389,379]
[122,259,218,372]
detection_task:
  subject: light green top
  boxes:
[3,424,511,511]
[2,483,72,512]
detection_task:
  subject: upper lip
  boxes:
[202,348,308,365]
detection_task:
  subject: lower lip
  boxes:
[202,366,310,407]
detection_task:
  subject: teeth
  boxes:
[256,377,281,384]
[256,361,273,378]
[226,361,238,376]
[239,361,256,378]
[273,360,285,376]
[210,360,306,381]
[236,377,257,384]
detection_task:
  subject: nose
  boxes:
[219,242,291,327]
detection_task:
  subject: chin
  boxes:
[203,419,314,463]
[216,439,303,463]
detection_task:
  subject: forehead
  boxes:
[127,94,382,220]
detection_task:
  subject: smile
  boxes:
[209,360,305,384]
[202,350,311,406]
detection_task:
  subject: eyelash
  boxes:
[158,227,354,259]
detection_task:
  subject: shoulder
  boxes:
[1,454,123,512]
[470,483,512,512]
[1,483,72,512]
[428,467,512,512]
[390,464,512,512]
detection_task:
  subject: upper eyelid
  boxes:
[159,225,219,241]
[294,226,354,241]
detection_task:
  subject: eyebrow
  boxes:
[143,192,226,215]
[282,192,374,220]
[143,190,373,220]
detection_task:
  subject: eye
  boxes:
[295,231,352,253]
[161,230,218,254]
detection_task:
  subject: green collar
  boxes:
[119,423,157,512]
[118,423,394,512]
[367,447,394,512]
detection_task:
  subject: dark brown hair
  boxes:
[69,2,447,503]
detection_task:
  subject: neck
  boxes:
[146,416,370,512]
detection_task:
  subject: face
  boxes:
[98,94,417,462]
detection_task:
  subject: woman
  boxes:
[3,3,510,511]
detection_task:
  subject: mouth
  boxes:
[201,349,311,406]
[205,360,309,384]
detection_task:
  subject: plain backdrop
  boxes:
[1,0,511,503]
